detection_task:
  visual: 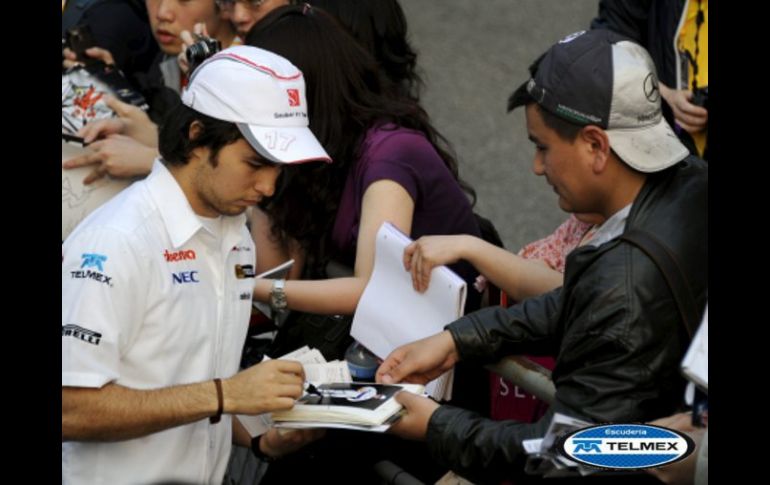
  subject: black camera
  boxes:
[186,36,221,74]
[691,87,709,111]
[65,24,98,66]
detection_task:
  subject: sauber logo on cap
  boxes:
[287,89,300,107]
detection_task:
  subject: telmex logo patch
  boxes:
[559,424,695,470]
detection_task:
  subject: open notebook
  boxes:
[351,222,467,400]
[272,382,424,431]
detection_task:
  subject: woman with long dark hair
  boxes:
[247,4,481,317]
[307,0,423,100]
[244,5,488,482]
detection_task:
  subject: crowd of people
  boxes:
[62,1,708,484]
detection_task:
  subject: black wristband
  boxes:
[250,435,275,462]
[209,378,223,424]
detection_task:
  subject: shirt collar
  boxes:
[588,204,632,248]
[146,159,247,249]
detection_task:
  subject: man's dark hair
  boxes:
[537,104,583,142]
[158,103,242,166]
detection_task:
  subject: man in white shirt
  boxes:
[62,45,331,485]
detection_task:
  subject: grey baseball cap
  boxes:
[508,29,688,173]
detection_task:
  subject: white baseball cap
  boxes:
[181,45,331,165]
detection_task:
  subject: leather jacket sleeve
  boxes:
[426,405,553,483]
[447,286,563,364]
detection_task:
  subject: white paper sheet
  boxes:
[681,304,708,391]
[351,222,467,400]
[62,138,132,240]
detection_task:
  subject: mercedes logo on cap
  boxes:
[643,73,660,103]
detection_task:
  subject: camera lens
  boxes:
[186,37,221,73]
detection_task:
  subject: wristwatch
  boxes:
[270,279,288,313]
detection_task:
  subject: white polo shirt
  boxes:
[62,160,256,485]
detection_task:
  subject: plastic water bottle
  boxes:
[345,341,379,381]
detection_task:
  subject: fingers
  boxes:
[267,396,299,411]
[63,150,108,185]
[62,151,101,170]
[84,46,115,65]
[394,389,418,407]
[103,95,136,119]
[181,30,196,46]
[671,92,708,131]
[376,351,411,384]
[403,242,416,271]
[62,48,80,69]
[276,383,304,400]
[194,22,208,37]
[388,391,437,440]
[78,119,120,143]
[83,166,107,185]
[404,241,430,292]
[272,359,305,378]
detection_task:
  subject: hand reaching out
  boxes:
[63,46,116,69]
[78,95,158,148]
[178,22,209,76]
[659,83,708,134]
[62,134,157,184]
[376,331,459,385]
[387,391,439,441]
[403,235,471,293]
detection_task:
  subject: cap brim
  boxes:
[606,117,689,173]
[237,124,332,165]
[507,79,531,112]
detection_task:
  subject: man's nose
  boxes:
[532,152,545,176]
[254,166,280,198]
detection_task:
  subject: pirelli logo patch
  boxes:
[62,324,102,346]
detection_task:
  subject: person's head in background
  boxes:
[147,0,235,55]
[245,4,470,270]
[216,0,292,37]
[307,0,422,100]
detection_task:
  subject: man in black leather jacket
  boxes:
[376,29,708,483]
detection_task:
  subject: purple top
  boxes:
[331,124,481,311]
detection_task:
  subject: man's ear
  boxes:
[188,120,204,141]
[580,125,611,174]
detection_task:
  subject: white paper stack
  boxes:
[351,222,467,400]
[681,304,708,392]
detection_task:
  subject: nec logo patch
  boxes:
[287,89,300,107]
[172,271,200,284]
